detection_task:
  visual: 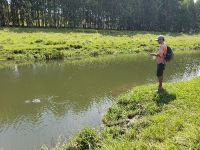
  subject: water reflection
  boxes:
[0,53,199,150]
[170,64,200,82]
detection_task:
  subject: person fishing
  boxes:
[150,35,168,92]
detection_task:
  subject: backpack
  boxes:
[165,46,174,62]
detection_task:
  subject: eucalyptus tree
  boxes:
[0,0,9,26]
[0,0,199,32]
[196,0,200,31]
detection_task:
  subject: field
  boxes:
[53,77,200,150]
[0,28,200,65]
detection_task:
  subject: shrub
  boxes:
[89,50,99,57]
[67,128,101,150]
[35,39,44,43]
[42,49,64,60]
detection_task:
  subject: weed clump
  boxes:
[89,50,99,57]
[42,49,64,60]
[35,39,44,43]
[70,45,83,49]
[66,128,101,150]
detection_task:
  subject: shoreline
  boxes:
[53,76,200,150]
[1,28,200,69]
[0,50,200,70]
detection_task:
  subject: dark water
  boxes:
[0,53,199,150]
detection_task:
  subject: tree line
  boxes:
[0,0,200,32]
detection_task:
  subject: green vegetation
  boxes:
[1,0,200,32]
[0,28,200,67]
[55,77,200,149]
[56,128,101,150]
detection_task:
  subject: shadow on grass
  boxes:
[1,27,197,37]
[154,89,176,106]
[0,27,159,37]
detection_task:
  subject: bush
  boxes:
[89,50,99,57]
[45,41,67,45]
[42,49,64,60]
[67,128,101,150]
[35,39,44,43]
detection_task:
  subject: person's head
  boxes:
[155,35,165,44]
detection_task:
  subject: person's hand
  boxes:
[150,53,157,56]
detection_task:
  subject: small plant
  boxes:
[0,45,3,50]
[6,55,15,60]
[67,128,101,150]
[89,50,99,57]
[12,50,24,54]
[35,39,44,43]
[42,49,64,60]
[45,41,67,45]
[70,45,83,49]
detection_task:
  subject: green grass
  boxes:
[55,77,200,150]
[0,27,200,66]
[3,27,198,149]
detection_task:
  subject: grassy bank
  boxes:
[53,77,200,150]
[0,28,200,65]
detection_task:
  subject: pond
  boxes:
[0,53,200,150]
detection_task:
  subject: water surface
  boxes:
[0,53,200,150]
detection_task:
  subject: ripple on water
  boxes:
[32,99,41,103]
[24,96,63,104]
[25,99,41,104]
